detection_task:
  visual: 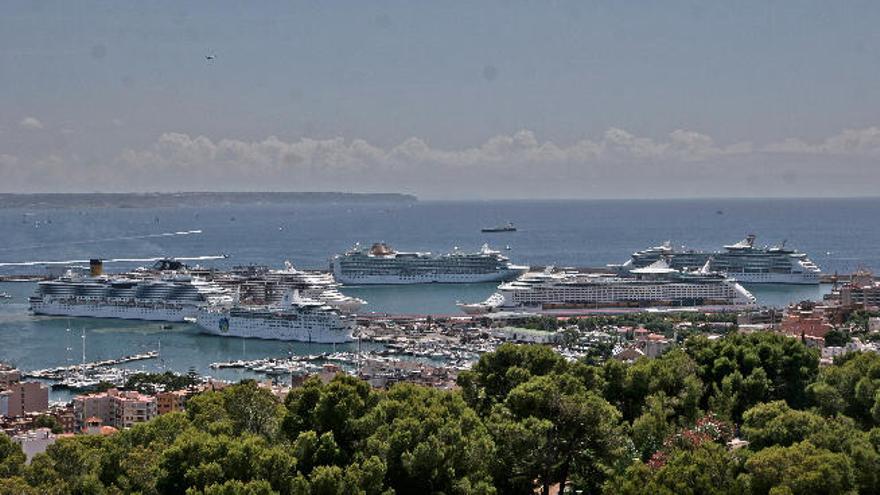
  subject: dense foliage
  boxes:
[521,312,738,337]
[3,332,880,494]
[124,371,202,395]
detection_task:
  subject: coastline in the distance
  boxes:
[0,191,418,209]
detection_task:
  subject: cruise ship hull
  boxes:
[196,311,354,343]
[730,272,820,285]
[30,300,198,322]
[478,303,754,315]
[463,263,757,315]
[335,269,526,285]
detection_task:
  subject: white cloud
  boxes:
[116,127,753,177]
[763,127,880,156]
[1,126,879,198]
[19,117,44,130]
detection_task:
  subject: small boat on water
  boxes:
[481,222,516,233]
[0,292,11,300]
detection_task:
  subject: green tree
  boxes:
[222,380,284,438]
[359,383,496,495]
[457,343,566,414]
[25,436,108,494]
[502,373,625,495]
[808,352,880,428]
[33,415,63,434]
[741,401,824,450]
[603,442,745,495]
[823,329,850,347]
[193,479,279,495]
[292,431,343,475]
[630,393,676,459]
[686,332,819,420]
[125,371,200,394]
[187,390,233,434]
[805,415,880,494]
[744,441,856,495]
[485,407,552,494]
[605,348,702,423]
[0,433,25,478]
[0,476,40,495]
[282,374,377,458]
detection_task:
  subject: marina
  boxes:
[4,3,880,492]
[0,198,874,400]
[22,351,159,381]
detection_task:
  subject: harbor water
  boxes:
[0,198,873,399]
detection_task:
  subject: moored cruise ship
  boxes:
[620,235,821,284]
[215,262,365,313]
[29,268,231,322]
[195,292,354,343]
[331,243,528,285]
[459,260,755,314]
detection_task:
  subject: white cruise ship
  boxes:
[460,260,755,314]
[217,262,365,313]
[29,271,231,322]
[195,292,354,343]
[621,235,821,284]
[331,243,528,285]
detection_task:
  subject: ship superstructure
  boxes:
[214,262,365,312]
[460,260,755,314]
[331,243,528,285]
[195,291,354,343]
[621,235,821,284]
[29,270,231,322]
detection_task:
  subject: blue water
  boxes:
[0,198,874,398]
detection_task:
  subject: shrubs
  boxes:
[5,334,880,494]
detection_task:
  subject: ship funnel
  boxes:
[89,259,103,277]
[746,234,756,247]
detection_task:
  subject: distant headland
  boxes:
[0,192,418,209]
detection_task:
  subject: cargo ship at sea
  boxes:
[330,243,528,285]
[458,260,755,314]
[619,235,821,285]
[195,291,354,343]
[481,222,516,233]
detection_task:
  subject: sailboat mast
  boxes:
[81,328,86,376]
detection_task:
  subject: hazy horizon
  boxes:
[2,1,879,199]
[5,191,880,204]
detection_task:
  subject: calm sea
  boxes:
[1,198,875,399]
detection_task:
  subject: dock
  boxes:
[23,351,159,380]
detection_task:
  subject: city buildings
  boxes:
[838,270,880,309]
[0,364,21,388]
[72,388,158,431]
[156,390,187,414]
[0,364,49,418]
[780,301,835,340]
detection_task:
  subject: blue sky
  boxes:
[2,1,879,198]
